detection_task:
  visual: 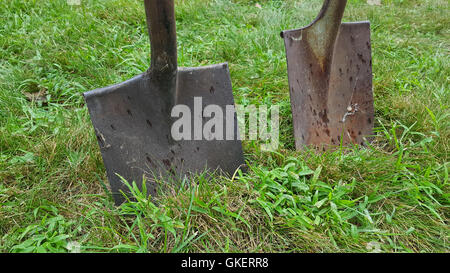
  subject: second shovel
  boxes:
[281,0,374,150]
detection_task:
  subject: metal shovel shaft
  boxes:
[301,0,347,74]
[144,0,177,112]
[145,0,177,75]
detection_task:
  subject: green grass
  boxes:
[0,0,448,253]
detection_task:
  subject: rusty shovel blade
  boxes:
[84,0,244,205]
[281,0,374,150]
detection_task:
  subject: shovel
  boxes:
[281,0,374,150]
[84,0,244,205]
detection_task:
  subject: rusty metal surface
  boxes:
[281,0,374,150]
[84,0,244,205]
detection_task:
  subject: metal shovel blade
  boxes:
[281,0,374,150]
[84,64,243,205]
[84,0,244,205]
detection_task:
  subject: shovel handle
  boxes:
[311,0,347,33]
[306,0,347,62]
[144,0,177,74]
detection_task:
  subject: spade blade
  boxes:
[84,63,244,205]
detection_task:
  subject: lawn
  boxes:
[0,0,448,253]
